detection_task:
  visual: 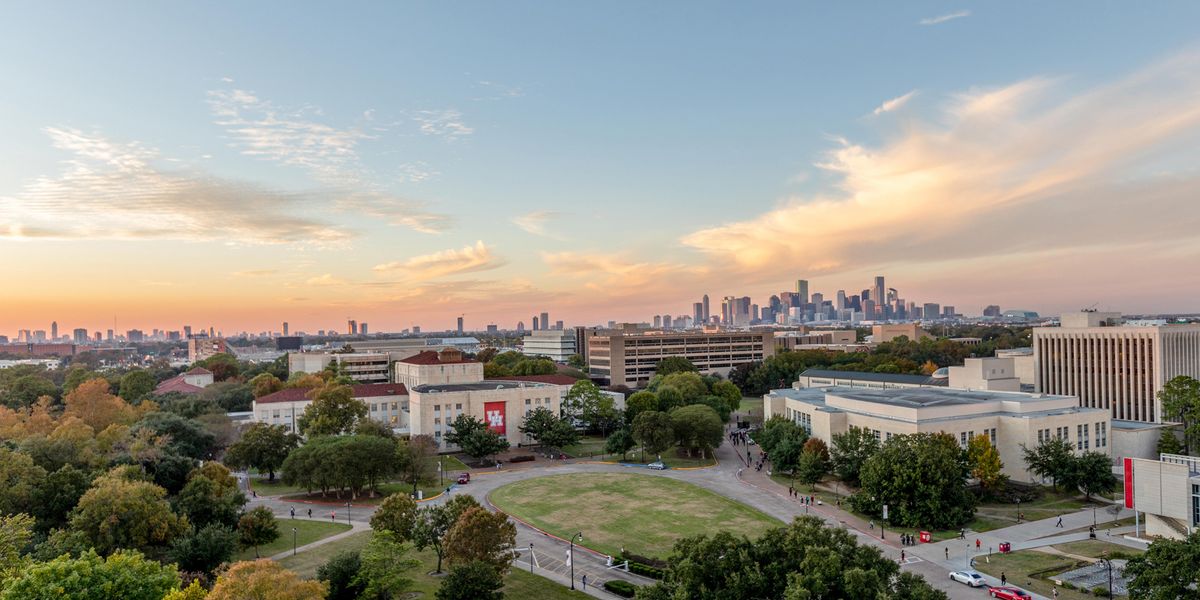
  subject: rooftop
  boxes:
[490,374,583,386]
[413,380,554,393]
[799,368,948,387]
[826,386,1074,407]
[397,349,478,366]
[255,382,409,404]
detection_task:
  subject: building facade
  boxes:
[521,329,577,362]
[588,327,775,387]
[253,383,411,434]
[1033,311,1200,423]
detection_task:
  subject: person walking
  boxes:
[900,550,905,563]
[307,508,312,518]
[1056,517,1064,528]
[331,511,336,522]
[944,547,949,560]
[1000,572,1007,586]
[1052,587,1059,599]
[581,574,588,591]
[290,507,295,519]
[976,538,980,550]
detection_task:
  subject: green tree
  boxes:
[444,506,517,575]
[710,380,742,414]
[632,410,675,460]
[518,407,559,449]
[830,426,880,485]
[249,373,285,398]
[0,550,180,600]
[510,359,557,376]
[354,530,418,599]
[1066,451,1118,500]
[852,433,975,529]
[796,438,831,488]
[605,427,636,460]
[658,372,708,403]
[754,416,808,459]
[281,435,397,499]
[444,413,487,447]
[238,506,280,558]
[299,384,367,436]
[670,404,723,458]
[1021,437,1076,491]
[447,414,509,464]
[563,380,621,436]
[396,434,436,496]
[656,386,685,412]
[625,391,659,424]
[0,446,46,516]
[197,381,255,412]
[1125,530,1200,600]
[411,495,482,573]
[169,523,238,574]
[196,353,240,382]
[1159,375,1200,454]
[133,411,217,460]
[317,551,366,600]
[654,357,698,376]
[0,513,35,578]
[437,561,504,600]
[69,471,188,555]
[772,435,807,480]
[118,370,157,405]
[1157,429,1184,455]
[162,581,209,600]
[173,471,247,529]
[967,434,1006,492]
[225,422,299,482]
[63,367,100,395]
[3,375,58,409]
[371,492,419,538]
[567,353,586,369]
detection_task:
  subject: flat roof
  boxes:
[827,386,1074,407]
[413,380,554,393]
[799,368,948,387]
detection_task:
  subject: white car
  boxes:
[949,570,986,587]
[647,461,668,470]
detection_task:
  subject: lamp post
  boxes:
[439,457,444,487]
[1100,553,1114,598]
[292,527,297,556]
[1093,506,1097,527]
[529,543,535,573]
[570,532,583,590]
[346,501,352,526]
[1016,499,1021,523]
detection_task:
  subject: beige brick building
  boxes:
[588,327,774,387]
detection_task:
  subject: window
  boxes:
[1097,422,1107,448]
[434,418,441,425]
[391,402,398,410]
[1083,424,1090,450]
[873,429,881,441]
[370,403,377,412]
[885,432,893,441]
[525,399,531,406]
[1193,484,1200,527]
[435,431,442,438]
[989,428,997,446]
[272,409,280,419]
[960,432,968,447]
[1077,424,1084,450]
[434,405,441,412]
[456,403,463,410]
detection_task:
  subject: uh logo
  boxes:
[487,409,504,428]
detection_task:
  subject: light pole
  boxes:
[1016,499,1021,523]
[529,543,535,573]
[1093,506,1097,527]
[439,457,444,487]
[1100,553,1114,598]
[346,501,352,526]
[570,532,583,590]
[292,527,297,556]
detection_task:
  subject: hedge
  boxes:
[604,580,638,598]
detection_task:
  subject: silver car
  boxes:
[647,461,668,470]
[949,570,986,587]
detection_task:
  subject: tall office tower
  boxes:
[93,332,102,342]
[516,321,525,333]
[412,326,421,334]
[811,292,824,307]
[532,316,540,331]
[848,295,861,312]
[861,288,872,302]
[863,299,876,320]
[540,312,550,331]
[942,306,955,318]
[835,290,846,311]
[796,280,809,305]
[702,295,710,323]
[1034,311,1200,423]
[887,288,898,304]
[653,315,663,328]
[361,323,369,335]
[183,325,192,338]
[555,320,564,330]
[873,277,885,312]
[922,303,940,319]
[779,292,796,308]
[209,326,215,337]
[908,301,917,316]
[751,304,759,322]
[693,302,704,325]
[983,305,1002,317]
[106,329,114,341]
[348,320,358,335]
[662,314,672,329]
[51,321,58,340]
[73,328,88,344]
[33,330,46,342]
[912,305,923,319]
[457,316,464,333]
[282,322,289,336]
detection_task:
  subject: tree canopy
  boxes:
[851,432,975,529]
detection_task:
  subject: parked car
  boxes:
[647,461,668,470]
[987,586,1032,600]
[948,571,986,587]
[456,473,471,484]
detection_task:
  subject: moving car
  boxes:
[456,472,471,484]
[987,586,1032,600]
[948,571,986,587]
[647,461,668,470]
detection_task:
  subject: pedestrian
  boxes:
[307,508,312,518]
[1052,587,1058,599]
[581,574,588,591]
[976,538,980,550]
[869,520,874,530]
[944,547,949,560]
[1056,517,1063,528]
[900,550,905,562]
[290,507,295,519]
[251,490,257,499]
[331,511,336,522]
[1000,572,1006,585]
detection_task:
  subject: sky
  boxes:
[3,2,1200,335]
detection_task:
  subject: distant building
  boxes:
[775,330,856,352]
[73,328,88,344]
[522,329,577,362]
[456,317,464,334]
[1127,453,1200,539]
[154,367,215,395]
[588,327,774,387]
[187,337,229,363]
[276,336,303,351]
[871,323,931,343]
[796,369,948,390]
[983,305,1002,318]
[1002,309,1040,320]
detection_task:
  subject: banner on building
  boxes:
[1124,457,1134,509]
[485,402,506,435]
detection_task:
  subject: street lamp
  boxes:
[292,527,297,556]
[1100,553,1114,598]
[570,532,583,590]
[346,501,352,526]
[1093,506,1098,527]
[439,457,444,487]
[1016,499,1021,523]
[529,543,535,573]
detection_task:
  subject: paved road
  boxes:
[242,442,1142,600]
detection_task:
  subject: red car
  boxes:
[987,587,1032,600]
[456,472,471,485]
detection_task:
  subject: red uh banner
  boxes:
[1124,457,1134,509]
[484,402,506,435]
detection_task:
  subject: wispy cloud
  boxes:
[872,90,917,116]
[373,241,505,279]
[0,128,351,243]
[305,274,347,286]
[412,109,474,139]
[919,10,970,25]
[233,269,279,277]
[511,210,563,239]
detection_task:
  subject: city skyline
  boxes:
[4,4,1200,333]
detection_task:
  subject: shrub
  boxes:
[508,455,536,463]
[1063,581,1077,590]
[619,549,667,569]
[627,562,664,579]
[604,580,637,597]
[1092,586,1110,597]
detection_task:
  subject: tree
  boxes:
[169,523,238,575]
[133,411,217,460]
[852,433,975,529]
[0,446,46,516]
[711,380,742,414]
[518,407,559,449]
[0,550,180,600]
[772,434,807,479]
[967,434,1006,492]
[1125,531,1200,600]
[396,434,437,496]
[563,381,621,436]
[796,438,831,488]
[238,506,280,558]
[754,416,808,459]
[1159,375,1200,454]
[1157,429,1184,455]
[656,386,685,412]
[444,506,517,575]
[625,391,659,424]
[1021,437,1076,491]
[173,470,247,529]
[1066,451,1118,500]
[317,551,366,600]
[567,353,586,369]
[162,581,209,600]
[2,375,58,409]
[830,426,880,485]
[118,370,157,405]
[208,559,327,600]
[411,495,482,573]
[69,471,188,555]
[658,372,708,403]
[197,353,240,382]
[281,435,397,499]
[63,378,136,431]
[510,358,557,376]
[446,415,509,464]
[670,404,723,458]
[632,410,675,460]
[437,561,505,600]
[249,373,285,398]
[198,381,254,412]
[224,422,299,482]
[445,413,487,448]
[371,492,419,538]
[299,384,366,436]
[655,357,698,376]
[354,530,418,599]
[605,427,636,460]
[0,513,35,577]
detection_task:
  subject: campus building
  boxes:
[153,366,215,395]
[796,369,948,390]
[587,326,775,387]
[870,323,931,343]
[521,329,577,362]
[1033,311,1200,423]
[774,330,857,352]
[1126,453,1200,539]
[764,386,1111,483]
[187,336,229,363]
[253,382,412,434]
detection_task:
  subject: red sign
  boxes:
[484,402,506,435]
[1124,457,1134,509]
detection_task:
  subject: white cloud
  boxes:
[919,10,970,25]
[306,274,347,286]
[372,241,504,279]
[511,210,563,238]
[412,109,474,139]
[872,90,917,116]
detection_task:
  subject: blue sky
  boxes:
[2,2,1200,333]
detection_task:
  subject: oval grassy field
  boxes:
[490,472,779,559]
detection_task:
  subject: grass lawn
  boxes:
[974,546,1133,600]
[736,397,763,424]
[491,472,778,558]
[282,531,593,599]
[1051,539,1143,559]
[234,519,351,561]
[563,435,609,459]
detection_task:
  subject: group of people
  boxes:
[728,429,751,445]
[899,532,919,546]
[786,486,815,505]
